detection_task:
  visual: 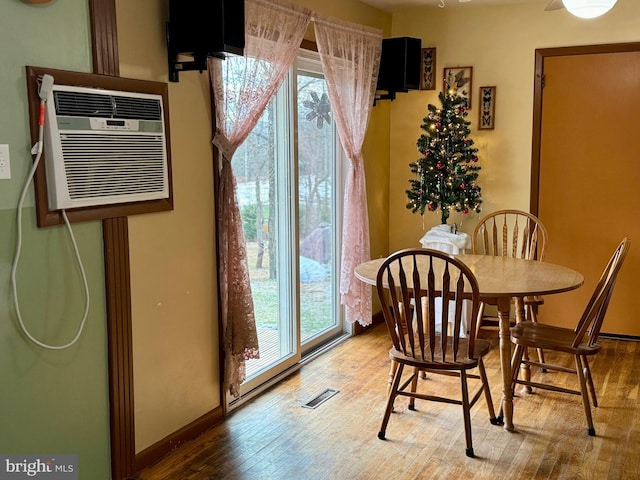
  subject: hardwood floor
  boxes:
[138,323,640,480]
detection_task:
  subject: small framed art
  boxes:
[478,86,496,130]
[443,66,473,108]
[420,48,436,90]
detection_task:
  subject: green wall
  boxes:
[0,2,111,479]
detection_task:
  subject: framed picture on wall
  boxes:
[478,86,496,130]
[420,47,437,90]
[443,66,473,108]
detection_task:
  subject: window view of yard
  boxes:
[244,241,333,340]
[231,62,340,379]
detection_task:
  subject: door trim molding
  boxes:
[530,42,640,215]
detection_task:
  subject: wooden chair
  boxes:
[472,209,549,323]
[472,209,549,372]
[508,238,630,436]
[375,249,499,458]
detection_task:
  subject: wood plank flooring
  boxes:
[137,324,640,480]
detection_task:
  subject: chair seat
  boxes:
[510,321,601,356]
[390,336,492,370]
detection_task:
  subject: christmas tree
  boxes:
[406,90,482,225]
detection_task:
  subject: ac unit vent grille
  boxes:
[114,96,163,121]
[54,91,163,121]
[60,133,167,200]
[54,91,114,118]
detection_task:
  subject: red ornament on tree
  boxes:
[428,203,436,211]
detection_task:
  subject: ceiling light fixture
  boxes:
[562,0,617,19]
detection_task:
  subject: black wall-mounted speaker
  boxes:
[376,37,421,93]
[167,0,245,81]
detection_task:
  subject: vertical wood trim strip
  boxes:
[530,49,544,216]
[89,0,119,77]
[103,218,135,480]
[88,1,135,479]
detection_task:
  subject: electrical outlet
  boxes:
[0,144,11,180]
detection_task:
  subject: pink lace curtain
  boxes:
[314,15,382,326]
[209,0,312,397]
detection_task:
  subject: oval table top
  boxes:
[354,254,584,298]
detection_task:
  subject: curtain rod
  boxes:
[311,15,383,38]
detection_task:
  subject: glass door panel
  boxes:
[233,81,298,388]
[295,64,342,351]
[232,50,345,398]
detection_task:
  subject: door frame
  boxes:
[530,42,640,215]
[230,47,349,400]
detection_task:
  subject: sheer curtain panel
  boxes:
[314,15,382,326]
[209,0,312,398]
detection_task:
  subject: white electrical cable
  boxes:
[10,85,91,350]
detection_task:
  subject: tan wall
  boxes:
[388,1,640,252]
[298,0,390,31]
[116,0,219,452]
[116,0,391,453]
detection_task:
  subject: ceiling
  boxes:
[359,0,538,13]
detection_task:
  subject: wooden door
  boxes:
[533,45,640,336]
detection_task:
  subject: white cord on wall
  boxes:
[10,78,91,350]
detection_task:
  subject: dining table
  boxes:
[354,253,584,432]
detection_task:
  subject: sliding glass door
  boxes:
[230,50,345,397]
[296,52,343,352]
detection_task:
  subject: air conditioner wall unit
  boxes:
[43,84,170,210]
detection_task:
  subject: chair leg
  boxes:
[478,358,499,425]
[387,360,398,395]
[379,363,404,440]
[387,360,400,413]
[575,355,596,436]
[511,344,525,391]
[409,366,419,411]
[476,302,486,333]
[521,346,533,394]
[527,304,547,369]
[583,356,598,408]
[516,299,536,393]
[459,369,474,457]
